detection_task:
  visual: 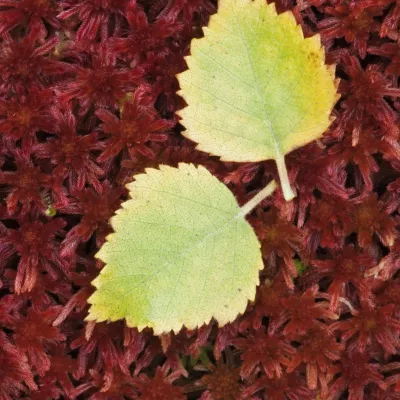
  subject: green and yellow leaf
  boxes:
[87,164,264,334]
[177,0,339,200]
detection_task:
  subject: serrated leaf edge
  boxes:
[87,163,264,334]
[176,1,340,156]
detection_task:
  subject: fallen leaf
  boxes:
[88,163,271,334]
[177,0,339,200]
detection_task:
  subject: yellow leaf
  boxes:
[177,0,339,200]
[87,164,276,334]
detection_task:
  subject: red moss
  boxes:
[371,239,400,280]
[319,2,381,58]
[287,326,344,391]
[164,0,216,27]
[8,269,71,311]
[0,332,37,399]
[1,0,400,398]
[288,145,352,227]
[195,360,243,400]
[329,126,400,191]
[234,331,295,379]
[29,383,63,400]
[52,259,98,326]
[277,286,338,336]
[0,0,60,38]
[0,151,53,215]
[304,194,350,251]
[0,88,56,148]
[361,0,400,38]
[70,321,130,385]
[331,304,400,355]
[12,306,65,376]
[134,366,185,400]
[313,245,375,311]
[383,178,400,213]
[329,352,386,400]
[58,0,129,42]
[334,52,400,144]
[33,108,105,195]
[60,181,124,257]
[243,371,312,400]
[96,85,171,162]
[83,369,137,399]
[58,42,142,114]
[346,193,397,248]
[112,1,183,61]
[368,41,400,77]
[0,28,69,95]
[0,216,67,293]
[251,207,304,287]
[41,343,85,398]
[238,277,292,332]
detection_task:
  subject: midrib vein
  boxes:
[230,8,283,161]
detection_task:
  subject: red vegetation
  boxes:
[0,0,399,399]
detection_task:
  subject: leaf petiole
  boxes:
[239,180,277,217]
[276,156,296,201]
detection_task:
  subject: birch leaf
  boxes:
[87,163,270,334]
[177,0,339,200]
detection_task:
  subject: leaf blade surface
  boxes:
[88,163,263,334]
[177,0,338,198]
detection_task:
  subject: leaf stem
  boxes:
[239,180,277,217]
[276,156,296,201]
